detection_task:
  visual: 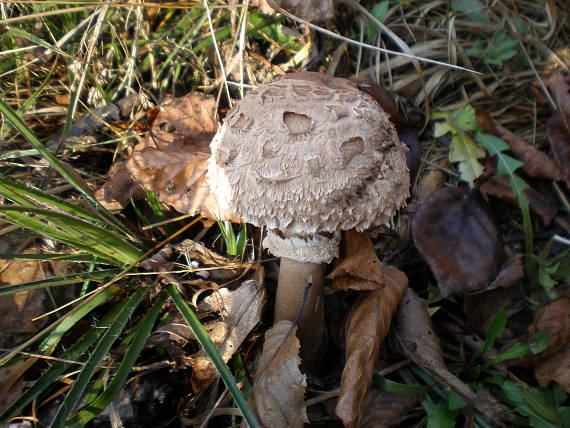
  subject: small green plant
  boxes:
[218,220,247,257]
[532,242,570,299]
[365,1,390,43]
[452,0,490,24]
[433,104,486,186]
[466,30,519,68]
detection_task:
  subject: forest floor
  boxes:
[0,1,569,427]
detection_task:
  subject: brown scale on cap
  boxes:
[208,72,409,360]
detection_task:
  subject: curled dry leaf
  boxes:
[174,239,245,281]
[531,298,570,357]
[190,280,266,391]
[537,73,570,187]
[358,389,419,428]
[335,266,408,428]
[97,92,239,221]
[412,187,505,297]
[0,248,50,348]
[527,298,570,391]
[95,161,144,211]
[547,112,570,188]
[327,230,384,291]
[543,73,570,121]
[396,288,502,417]
[250,320,308,428]
[0,248,53,413]
[476,110,562,181]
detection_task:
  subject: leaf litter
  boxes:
[336,265,408,427]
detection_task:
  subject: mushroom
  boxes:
[207,72,409,360]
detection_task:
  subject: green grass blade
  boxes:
[0,253,96,262]
[167,284,259,428]
[66,294,167,426]
[0,268,121,297]
[0,296,127,422]
[0,205,142,265]
[0,177,109,226]
[51,287,147,428]
[3,29,72,59]
[38,286,118,354]
[0,98,133,236]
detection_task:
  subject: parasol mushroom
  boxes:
[207,72,410,360]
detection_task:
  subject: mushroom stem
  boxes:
[275,257,324,361]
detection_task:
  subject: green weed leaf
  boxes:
[427,403,457,428]
[484,30,518,67]
[452,0,490,23]
[433,105,484,185]
[51,288,147,428]
[365,1,390,42]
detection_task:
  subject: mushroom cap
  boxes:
[207,72,410,237]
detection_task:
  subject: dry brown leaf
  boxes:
[95,160,144,211]
[547,112,570,188]
[534,346,570,392]
[0,360,32,414]
[543,73,570,124]
[336,266,408,428]
[412,187,505,297]
[327,230,384,291]
[250,320,308,428]
[537,73,570,188]
[190,280,266,391]
[396,288,501,417]
[358,389,419,428]
[96,92,239,221]
[175,239,245,281]
[476,110,562,181]
[524,298,570,391]
[531,298,570,358]
[0,248,50,348]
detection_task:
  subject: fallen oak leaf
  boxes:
[96,92,240,221]
[335,266,408,428]
[327,230,384,291]
[530,297,570,358]
[412,187,504,297]
[358,389,419,428]
[395,288,503,418]
[535,73,570,187]
[547,112,570,188]
[95,160,144,211]
[543,73,570,125]
[517,297,570,392]
[250,320,308,428]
